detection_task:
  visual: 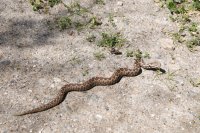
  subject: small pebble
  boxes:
[95,114,103,121]
[0,60,11,65]
[150,114,155,117]
[117,1,123,6]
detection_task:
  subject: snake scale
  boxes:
[15,58,162,116]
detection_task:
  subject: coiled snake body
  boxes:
[15,59,162,116]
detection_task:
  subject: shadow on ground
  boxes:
[0,16,57,47]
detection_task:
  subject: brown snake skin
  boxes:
[15,59,162,116]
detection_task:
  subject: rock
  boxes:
[0,60,11,65]
[159,38,175,50]
[117,1,123,6]
[95,114,103,121]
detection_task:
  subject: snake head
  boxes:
[142,61,161,70]
[143,61,166,73]
[140,59,165,72]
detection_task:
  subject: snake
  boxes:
[15,58,162,116]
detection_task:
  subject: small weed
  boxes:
[186,37,200,51]
[94,52,106,61]
[166,70,177,81]
[55,3,101,32]
[156,69,165,76]
[191,0,200,11]
[48,0,61,7]
[134,49,143,59]
[126,49,150,59]
[70,56,82,65]
[57,17,72,30]
[166,0,186,14]
[74,22,85,31]
[95,0,105,5]
[86,35,96,42]
[190,78,200,87]
[29,0,43,11]
[188,22,198,33]
[179,24,187,33]
[98,32,125,48]
[154,68,166,80]
[82,69,89,76]
[126,50,134,57]
[108,13,116,27]
[169,15,177,22]
[65,2,88,16]
[166,0,177,14]
[180,14,191,23]
[172,32,184,43]
[143,52,151,59]
[29,0,61,11]
[88,17,102,29]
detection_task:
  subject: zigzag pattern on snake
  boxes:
[15,58,162,116]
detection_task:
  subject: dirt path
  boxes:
[0,0,200,132]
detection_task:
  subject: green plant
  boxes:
[29,0,43,11]
[126,50,134,57]
[74,22,85,31]
[88,17,102,29]
[192,0,200,11]
[95,0,105,5]
[126,50,150,59]
[94,52,106,61]
[154,0,200,51]
[172,32,184,42]
[188,22,198,32]
[166,0,186,14]
[48,0,61,7]
[186,37,200,51]
[65,2,88,15]
[166,0,177,13]
[98,32,125,48]
[166,70,177,81]
[108,13,116,27]
[134,50,143,59]
[169,15,177,22]
[181,14,191,23]
[57,17,72,30]
[179,24,187,32]
[29,0,62,11]
[143,52,151,59]
[69,56,82,65]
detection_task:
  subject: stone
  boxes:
[117,1,123,6]
[0,60,11,65]
[95,114,103,121]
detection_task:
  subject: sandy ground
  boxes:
[0,0,200,132]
